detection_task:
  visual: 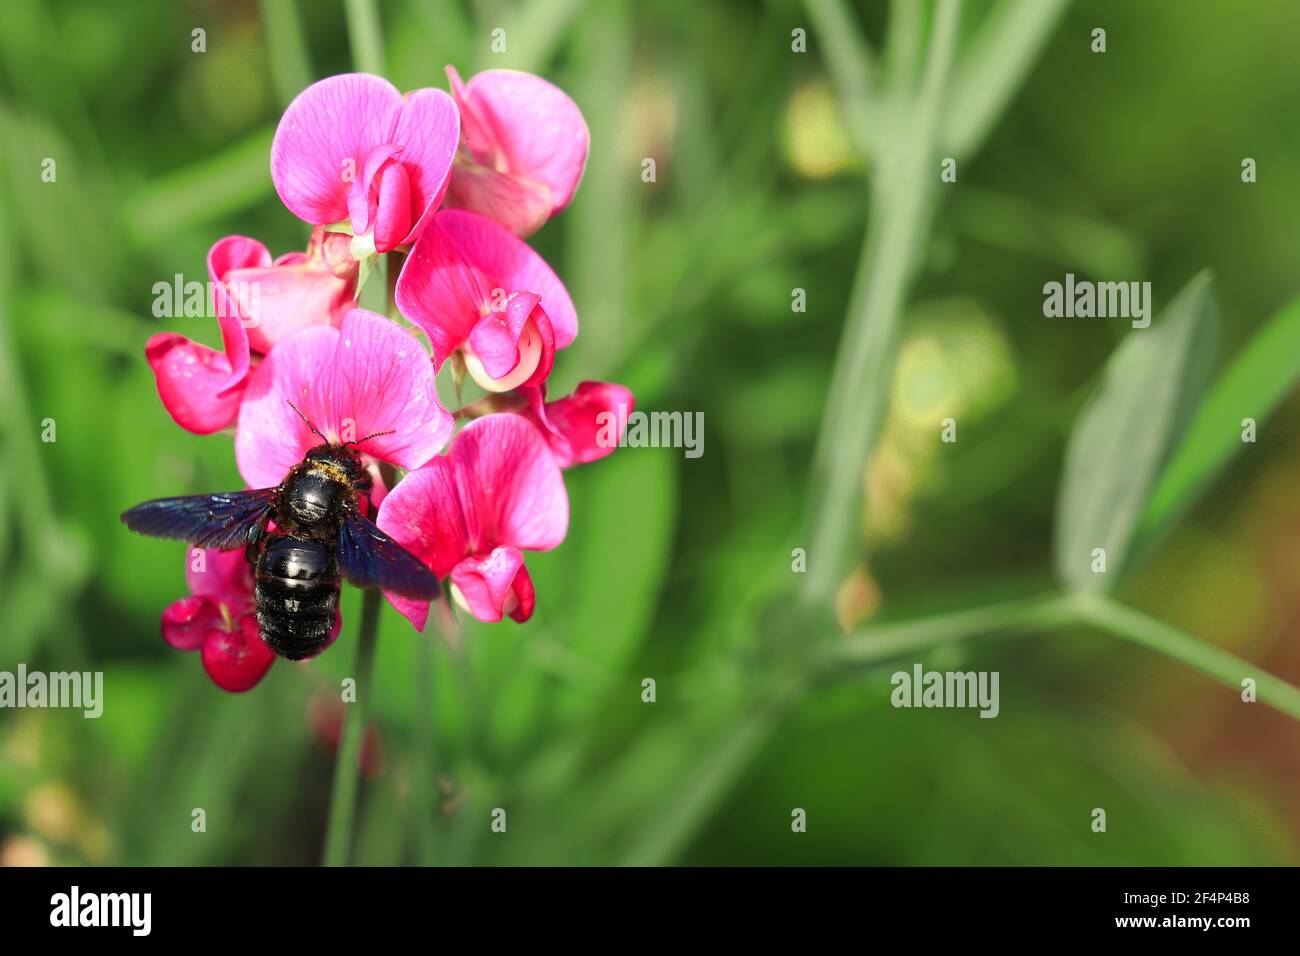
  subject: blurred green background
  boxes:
[1,0,1299,866]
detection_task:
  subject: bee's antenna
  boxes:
[347,428,396,446]
[287,400,329,443]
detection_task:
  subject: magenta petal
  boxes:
[323,309,453,468]
[209,232,357,353]
[467,291,541,380]
[545,381,635,468]
[235,309,452,489]
[441,210,577,348]
[201,615,275,693]
[390,88,459,246]
[394,213,496,367]
[145,331,248,434]
[161,595,222,650]
[449,547,529,623]
[446,161,555,239]
[372,159,412,253]
[445,68,588,237]
[225,259,356,353]
[348,143,403,236]
[185,547,255,610]
[235,325,337,489]
[376,457,466,630]
[271,73,403,228]
[451,414,569,551]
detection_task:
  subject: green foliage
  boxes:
[1054,273,1219,591]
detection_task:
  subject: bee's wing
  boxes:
[337,508,442,600]
[121,488,278,550]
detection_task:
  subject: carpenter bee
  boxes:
[121,404,440,660]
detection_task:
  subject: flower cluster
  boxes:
[147,68,633,691]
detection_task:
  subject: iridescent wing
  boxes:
[337,508,441,599]
[121,488,277,550]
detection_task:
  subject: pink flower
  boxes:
[394,209,577,393]
[518,381,635,469]
[376,414,568,628]
[146,229,359,435]
[160,548,274,692]
[270,73,459,255]
[443,67,589,238]
[235,308,454,493]
[211,228,358,353]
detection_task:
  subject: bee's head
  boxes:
[304,443,373,493]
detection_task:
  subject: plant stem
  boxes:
[803,0,878,154]
[344,0,384,75]
[829,593,1074,670]
[259,0,313,106]
[412,626,439,865]
[800,0,960,610]
[1075,595,1300,721]
[322,586,382,866]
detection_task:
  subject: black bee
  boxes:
[121,404,440,660]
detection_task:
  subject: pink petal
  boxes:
[445,162,555,240]
[201,615,275,693]
[161,595,222,650]
[448,414,569,552]
[224,258,357,353]
[348,143,403,237]
[440,210,577,348]
[375,414,567,629]
[185,547,255,610]
[145,327,249,434]
[376,457,468,631]
[449,547,533,623]
[393,213,496,367]
[271,73,403,228]
[235,309,452,489]
[467,291,541,380]
[395,209,576,367]
[389,88,459,246]
[524,380,635,468]
[445,67,588,237]
[209,231,358,353]
[323,309,453,467]
[372,158,412,253]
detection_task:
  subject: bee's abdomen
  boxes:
[255,533,340,661]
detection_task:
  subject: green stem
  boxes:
[344,0,385,75]
[829,593,1073,670]
[1075,595,1300,721]
[412,627,438,865]
[803,0,878,154]
[800,0,960,609]
[259,0,313,105]
[322,586,382,866]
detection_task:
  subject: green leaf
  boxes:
[1054,271,1219,592]
[1136,293,1300,550]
